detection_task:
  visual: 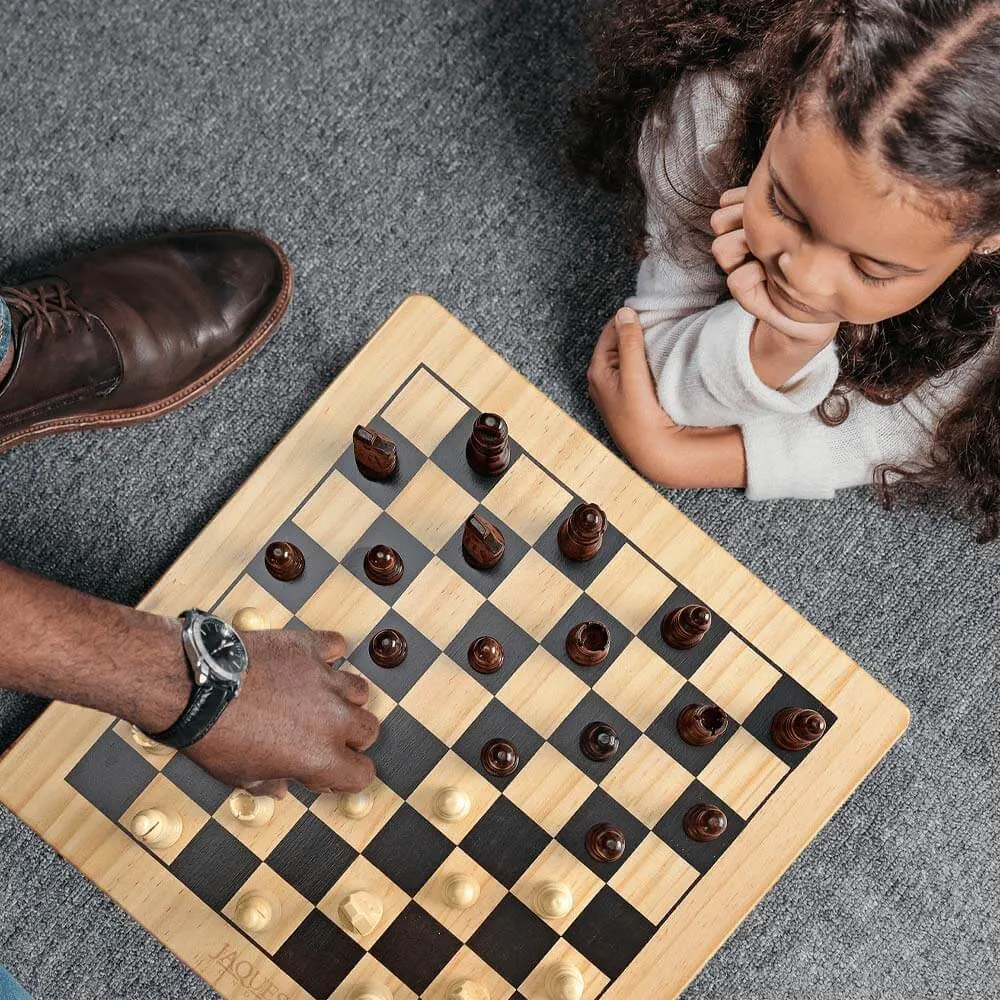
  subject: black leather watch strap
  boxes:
[147,682,233,750]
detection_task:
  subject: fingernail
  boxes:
[616,306,638,326]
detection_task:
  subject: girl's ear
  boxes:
[973,235,1000,256]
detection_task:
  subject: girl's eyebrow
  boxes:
[768,164,927,275]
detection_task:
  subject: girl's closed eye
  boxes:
[764,183,896,288]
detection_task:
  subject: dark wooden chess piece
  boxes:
[661,604,712,649]
[565,622,610,667]
[580,722,620,762]
[585,822,625,863]
[771,707,826,750]
[369,628,408,668]
[683,803,727,842]
[353,424,398,481]
[364,544,404,585]
[462,513,506,569]
[557,502,607,562]
[264,540,305,582]
[466,413,510,476]
[468,636,505,674]
[677,704,729,747]
[481,738,519,776]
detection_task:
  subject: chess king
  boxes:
[0,231,380,797]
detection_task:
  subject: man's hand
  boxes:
[710,187,839,349]
[185,628,380,797]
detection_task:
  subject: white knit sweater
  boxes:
[624,71,987,500]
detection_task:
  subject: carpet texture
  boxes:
[0,1,997,997]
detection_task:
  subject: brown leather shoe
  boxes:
[0,229,292,452]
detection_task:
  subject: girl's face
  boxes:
[742,104,986,327]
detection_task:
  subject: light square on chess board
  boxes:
[0,295,909,1000]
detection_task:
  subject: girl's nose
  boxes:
[777,243,837,302]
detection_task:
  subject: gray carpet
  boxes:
[0,1,997,997]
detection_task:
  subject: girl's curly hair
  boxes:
[568,0,1000,541]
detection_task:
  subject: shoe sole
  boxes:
[0,228,294,454]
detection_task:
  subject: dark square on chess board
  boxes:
[64,361,838,1000]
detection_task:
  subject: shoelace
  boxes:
[0,283,92,338]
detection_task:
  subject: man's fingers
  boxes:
[313,630,347,664]
[710,202,744,236]
[719,186,748,208]
[345,704,381,753]
[246,778,289,799]
[316,749,376,794]
[614,308,659,400]
[711,228,751,275]
[330,668,371,706]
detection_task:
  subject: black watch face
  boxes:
[198,616,249,683]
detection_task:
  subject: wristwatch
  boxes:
[146,609,250,749]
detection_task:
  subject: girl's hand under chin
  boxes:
[710,186,840,348]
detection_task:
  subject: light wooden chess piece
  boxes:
[340,788,375,819]
[128,725,171,756]
[433,786,470,822]
[234,892,274,933]
[129,808,183,849]
[348,986,393,1000]
[546,962,584,1000]
[233,606,268,631]
[229,789,275,827]
[447,980,490,1000]
[339,891,383,937]
[533,881,574,921]
[442,873,480,910]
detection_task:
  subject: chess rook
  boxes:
[353,424,398,481]
[462,513,506,569]
[265,540,305,582]
[661,604,712,649]
[580,722,620,762]
[677,704,729,747]
[586,822,625,863]
[369,628,408,668]
[228,789,275,827]
[130,808,183,850]
[364,544,404,585]
[557,502,607,562]
[466,412,510,476]
[481,738,519,776]
[684,803,727,842]
[468,635,504,674]
[339,891,383,937]
[565,621,610,667]
[771,707,827,750]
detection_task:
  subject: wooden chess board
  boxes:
[0,295,908,1000]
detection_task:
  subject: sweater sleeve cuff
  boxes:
[740,415,839,500]
[698,300,840,417]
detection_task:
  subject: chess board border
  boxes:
[0,295,909,1000]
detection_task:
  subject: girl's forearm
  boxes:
[619,423,748,489]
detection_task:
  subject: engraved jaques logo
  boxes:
[210,942,298,1000]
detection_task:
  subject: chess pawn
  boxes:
[433,786,471,822]
[481,738,519,777]
[585,822,625,862]
[340,788,375,819]
[661,604,712,649]
[364,544,405,585]
[557,502,607,562]
[232,606,268,631]
[533,881,574,921]
[339,891,383,937]
[462,513,506,569]
[369,628,408,668]
[128,725,171,756]
[265,540,305,582]
[580,721,620,762]
[546,963,584,1000]
[349,985,393,1000]
[447,981,490,1000]
[234,892,275,933]
[443,873,480,910]
[683,803,728,842]
[228,789,275,827]
[354,424,398,481]
[466,413,510,476]
[468,635,504,674]
[130,808,183,850]
[565,621,610,667]
[771,707,826,750]
[677,704,729,747]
